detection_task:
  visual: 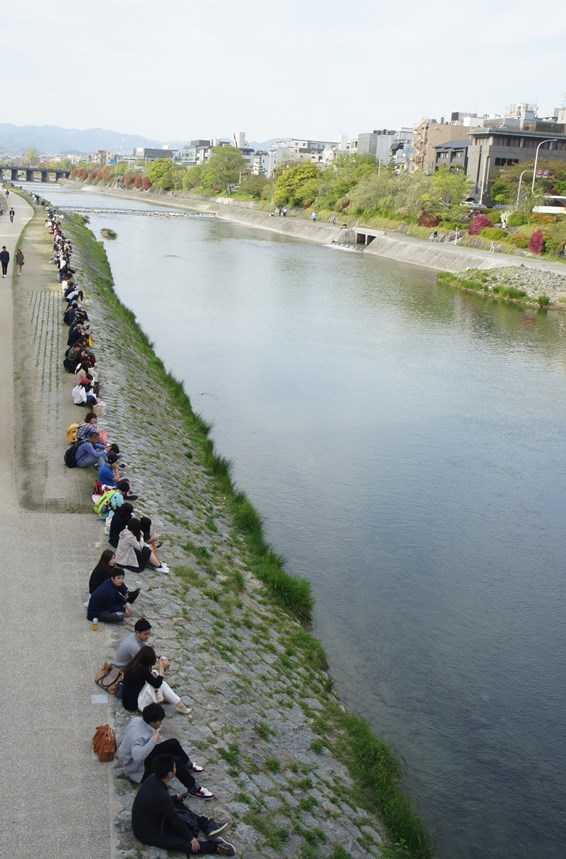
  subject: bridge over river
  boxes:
[0,165,70,182]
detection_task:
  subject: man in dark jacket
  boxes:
[87,570,131,623]
[0,246,9,277]
[131,754,235,856]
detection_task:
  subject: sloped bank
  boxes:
[64,211,434,859]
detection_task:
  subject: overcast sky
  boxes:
[5,0,565,143]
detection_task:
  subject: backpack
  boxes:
[92,724,117,762]
[64,444,78,468]
[93,489,118,518]
[66,423,80,444]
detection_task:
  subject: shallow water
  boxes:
[40,184,566,858]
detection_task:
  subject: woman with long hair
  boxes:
[88,548,140,603]
[122,645,191,715]
[115,519,168,573]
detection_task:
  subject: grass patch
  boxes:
[219,742,240,770]
[336,712,433,859]
[243,813,288,851]
[265,758,281,774]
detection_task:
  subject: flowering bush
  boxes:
[529,230,545,254]
[134,174,142,189]
[468,214,492,235]
[418,212,440,227]
[142,176,152,191]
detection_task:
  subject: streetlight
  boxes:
[531,139,561,193]
[516,168,533,205]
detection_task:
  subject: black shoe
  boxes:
[215,839,235,856]
[206,819,229,838]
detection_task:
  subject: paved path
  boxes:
[0,193,114,859]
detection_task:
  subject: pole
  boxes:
[516,169,533,206]
[531,139,559,193]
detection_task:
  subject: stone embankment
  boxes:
[56,211,412,859]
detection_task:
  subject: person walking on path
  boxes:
[9,207,14,223]
[0,246,9,277]
[15,248,24,275]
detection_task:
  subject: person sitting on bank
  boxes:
[122,645,191,715]
[131,754,235,856]
[75,430,108,469]
[115,519,169,574]
[112,617,153,670]
[87,568,132,624]
[98,452,123,488]
[88,549,140,604]
[117,703,212,799]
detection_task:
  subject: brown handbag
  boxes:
[92,724,117,762]
[95,661,124,695]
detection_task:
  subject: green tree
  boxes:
[238,173,271,200]
[274,162,322,207]
[316,153,378,209]
[429,166,470,207]
[147,158,184,191]
[22,146,40,165]
[182,164,205,191]
[204,147,245,195]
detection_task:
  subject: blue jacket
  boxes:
[87,577,127,620]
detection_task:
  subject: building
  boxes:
[467,125,566,201]
[175,140,211,167]
[412,117,481,173]
[133,147,174,162]
[433,140,469,172]
[264,138,339,176]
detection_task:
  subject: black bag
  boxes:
[64,444,78,468]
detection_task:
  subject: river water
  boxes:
[38,185,566,858]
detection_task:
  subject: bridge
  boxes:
[0,165,70,183]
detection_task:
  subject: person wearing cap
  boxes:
[75,430,108,468]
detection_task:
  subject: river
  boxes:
[35,184,566,859]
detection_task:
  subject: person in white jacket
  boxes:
[116,519,169,573]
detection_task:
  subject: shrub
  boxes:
[508,212,528,227]
[529,230,545,254]
[486,210,504,225]
[468,214,492,235]
[538,294,551,307]
[418,212,440,227]
[510,234,530,249]
[480,227,508,241]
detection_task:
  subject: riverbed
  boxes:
[36,183,566,859]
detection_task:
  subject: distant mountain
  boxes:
[0,124,167,155]
[248,138,278,151]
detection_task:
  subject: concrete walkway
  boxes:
[0,193,114,859]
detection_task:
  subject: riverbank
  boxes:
[60,181,566,289]
[61,210,434,858]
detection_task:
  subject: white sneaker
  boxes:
[154,563,170,573]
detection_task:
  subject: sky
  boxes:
[4,0,566,144]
